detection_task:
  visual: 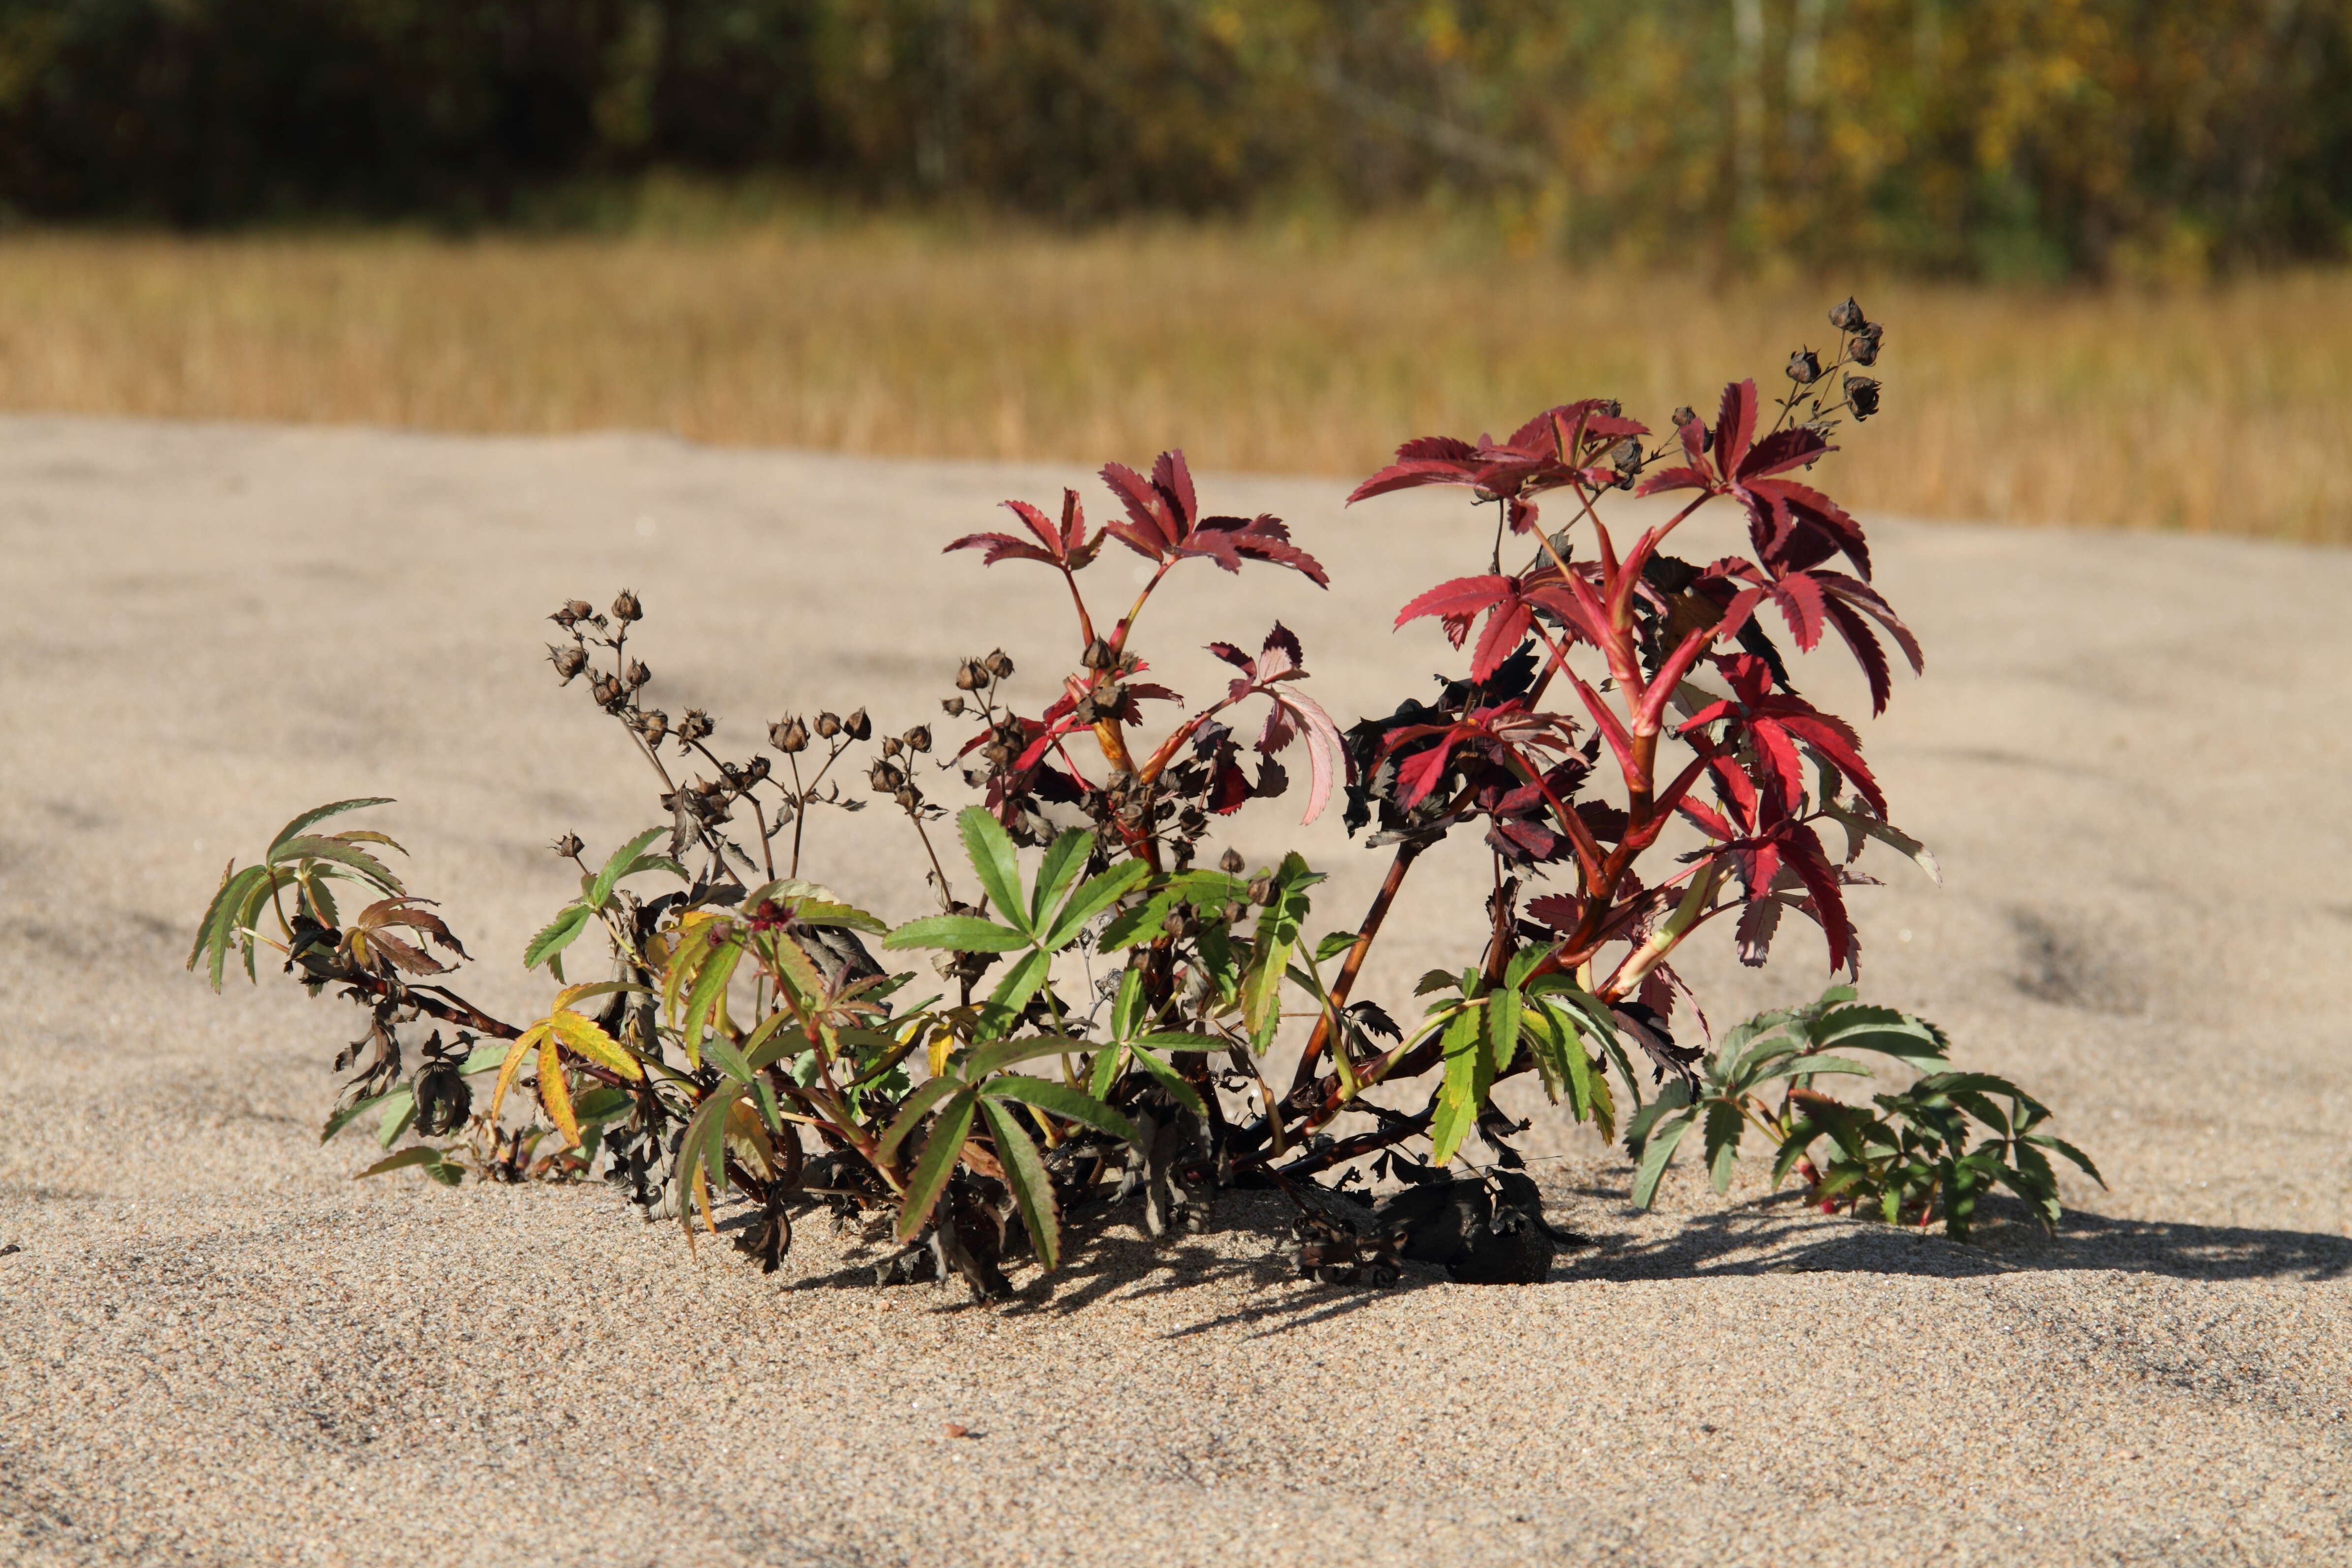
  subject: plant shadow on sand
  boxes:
[743,1181,2350,1342]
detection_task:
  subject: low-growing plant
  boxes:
[191,298,2095,1292]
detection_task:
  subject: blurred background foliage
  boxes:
[1,0,2348,279]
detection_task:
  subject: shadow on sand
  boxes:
[757,1183,2351,1338]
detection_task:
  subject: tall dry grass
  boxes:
[0,224,2342,542]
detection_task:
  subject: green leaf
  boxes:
[1703,1099,1745,1194]
[966,1034,1089,1078]
[1504,942,1555,989]
[188,863,268,991]
[956,807,1028,936]
[1088,1042,1122,1100]
[896,1086,978,1242]
[672,1090,737,1236]
[979,1097,1061,1270]
[1487,985,1521,1077]
[1125,1041,1208,1119]
[268,799,396,860]
[1042,859,1153,950]
[1313,930,1359,964]
[459,1040,510,1075]
[1029,829,1093,931]
[354,1146,442,1179]
[2027,1133,2105,1187]
[1428,1006,1486,1167]
[982,948,1053,1029]
[523,904,595,972]
[1110,965,1147,1042]
[375,1085,417,1147]
[742,1010,815,1075]
[270,834,404,895]
[702,1029,755,1085]
[588,827,669,909]
[1630,1110,1695,1209]
[1241,852,1317,1050]
[321,1088,395,1144]
[879,1075,971,1164]
[978,1076,1139,1144]
[882,914,1031,952]
[678,936,744,1066]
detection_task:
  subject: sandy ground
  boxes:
[0,416,2347,1567]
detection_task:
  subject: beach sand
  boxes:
[0,417,2346,1566]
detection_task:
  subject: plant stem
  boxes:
[1281,840,1422,1105]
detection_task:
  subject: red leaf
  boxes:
[942,532,1055,567]
[1768,572,1827,652]
[1154,450,1198,529]
[1738,426,1830,482]
[1099,462,1175,551]
[1714,380,1757,474]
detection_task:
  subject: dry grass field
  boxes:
[0,221,2344,542]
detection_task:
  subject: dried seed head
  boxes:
[845,708,872,741]
[1786,348,1823,386]
[770,716,809,753]
[412,1062,472,1137]
[640,710,669,747]
[1219,847,1246,875]
[893,787,919,812]
[868,760,904,793]
[1846,375,1882,421]
[1828,296,1868,333]
[567,599,595,623]
[551,832,586,859]
[815,712,842,739]
[941,695,968,716]
[1849,323,1883,366]
[590,673,625,709]
[744,755,771,783]
[611,588,642,623]
[1670,406,1697,430]
[675,709,714,744]
[548,644,588,682]
[624,659,650,689]
[880,735,903,758]
[984,649,1014,679]
[1081,638,1115,671]
[904,725,931,753]
[954,660,986,691]
[1247,876,1274,905]
[549,604,581,630]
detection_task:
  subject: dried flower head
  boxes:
[845,708,873,741]
[815,712,842,739]
[1849,323,1884,366]
[548,644,588,682]
[1828,296,1868,333]
[954,660,986,692]
[640,710,669,747]
[1219,847,1246,875]
[1846,375,1882,421]
[624,659,650,689]
[611,588,642,624]
[1786,348,1823,386]
[903,725,932,753]
[770,716,809,753]
[551,832,585,859]
[984,649,1015,679]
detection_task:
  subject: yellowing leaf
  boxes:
[548,1008,642,1080]
[537,1034,580,1147]
[490,1025,547,1123]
